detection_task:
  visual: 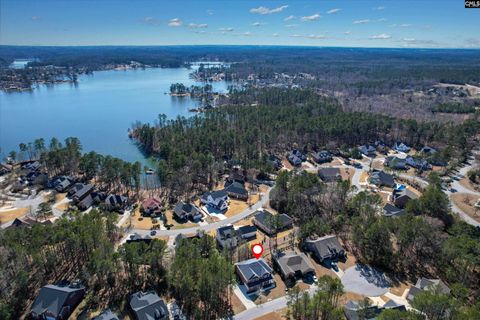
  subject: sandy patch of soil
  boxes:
[451,193,480,222]
[0,207,28,223]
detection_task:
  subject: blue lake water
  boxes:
[0,67,228,166]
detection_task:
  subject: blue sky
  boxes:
[1,0,479,48]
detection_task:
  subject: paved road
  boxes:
[132,187,272,237]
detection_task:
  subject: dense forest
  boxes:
[130,88,479,198]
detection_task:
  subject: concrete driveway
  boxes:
[341,264,391,297]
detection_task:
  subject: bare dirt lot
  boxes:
[451,193,480,223]
[0,207,28,223]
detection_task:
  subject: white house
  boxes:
[201,189,228,211]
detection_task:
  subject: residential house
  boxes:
[344,299,406,320]
[312,150,332,164]
[406,156,431,170]
[253,210,293,236]
[5,216,52,230]
[26,171,48,186]
[235,258,275,293]
[358,145,376,157]
[126,233,153,244]
[173,201,203,222]
[288,149,306,166]
[216,225,238,250]
[22,161,41,172]
[407,278,450,303]
[30,282,86,320]
[50,176,75,192]
[393,142,410,153]
[318,167,342,182]
[385,156,407,170]
[201,189,228,211]
[304,235,346,263]
[267,154,282,170]
[68,183,94,202]
[105,194,128,212]
[77,194,94,210]
[142,197,162,217]
[420,146,437,155]
[93,309,119,320]
[224,180,249,200]
[237,225,257,240]
[393,188,418,208]
[174,231,204,249]
[129,291,169,320]
[273,251,315,282]
[369,170,395,188]
[383,204,405,217]
[228,170,247,185]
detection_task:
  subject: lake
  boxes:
[0,67,228,167]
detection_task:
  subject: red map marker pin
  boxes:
[252,244,264,259]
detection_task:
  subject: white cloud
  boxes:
[377,18,387,22]
[403,38,416,42]
[168,18,182,27]
[344,31,352,35]
[285,24,298,28]
[206,9,214,16]
[353,19,370,24]
[369,33,391,39]
[250,5,288,15]
[400,24,412,27]
[188,23,208,29]
[307,34,326,39]
[272,33,279,37]
[219,27,234,32]
[31,16,40,21]
[301,14,321,21]
[373,6,385,11]
[327,8,341,14]
[143,17,161,26]
[252,22,266,27]
[284,15,295,21]
[243,32,251,36]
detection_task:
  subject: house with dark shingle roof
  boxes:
[237,225,257,240]
[129,291,168,320]
[394,142,410,153]
[173,201,202,222]
[267,154,282,170]
[30,282,86,320]
[383,204,405,217]
[312,150,332,164]
[288,149,306,167]
[93,309,119,320]
[253,210,293,236]
[273,251,315,282]
[407,278,450,303]
[68,183,94,202]
[344,299,406,320]
[406,156,431,171]
[235,258,275,293]
[201,189,228,211]
[105,194,128,212]
[216,225,238,250]
[393,188,418,208]
[369,170,395,188]
[318,167,342,182]
[385,156,407,170]
[224,180,248,200]
[358,145,376,157]
[304,235,346,263]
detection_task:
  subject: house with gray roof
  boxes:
[129,291,168,320]
[385,156,407,170]
[237,225,257,240]
[383,204,405,217]
[344,299,406,320]
[201,189,228,211]
[216,225,238,250]
[224,180,248,200]
[253,210,293,236]
[312,150,332,164]
[407,278,450,303]
[173,201,202,222]
[394,142,410,153]
[235,258,275,293]
[358,145,376,157]
[288,149,305,167]
[105,194,128,212]
[30,282,86,320]
[393,188,418,208]
[318,167,342,182]
[273,251,315,282]
[369,170,395,188]
[68,183,94,202]
[93,309,119,320]
[304,235,346,263]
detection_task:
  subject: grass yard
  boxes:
[231,292,247,314]
[164,210,199,230]
[0,207,28,223]
[451,193,480,223]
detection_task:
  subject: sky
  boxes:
[1,0,479,48]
